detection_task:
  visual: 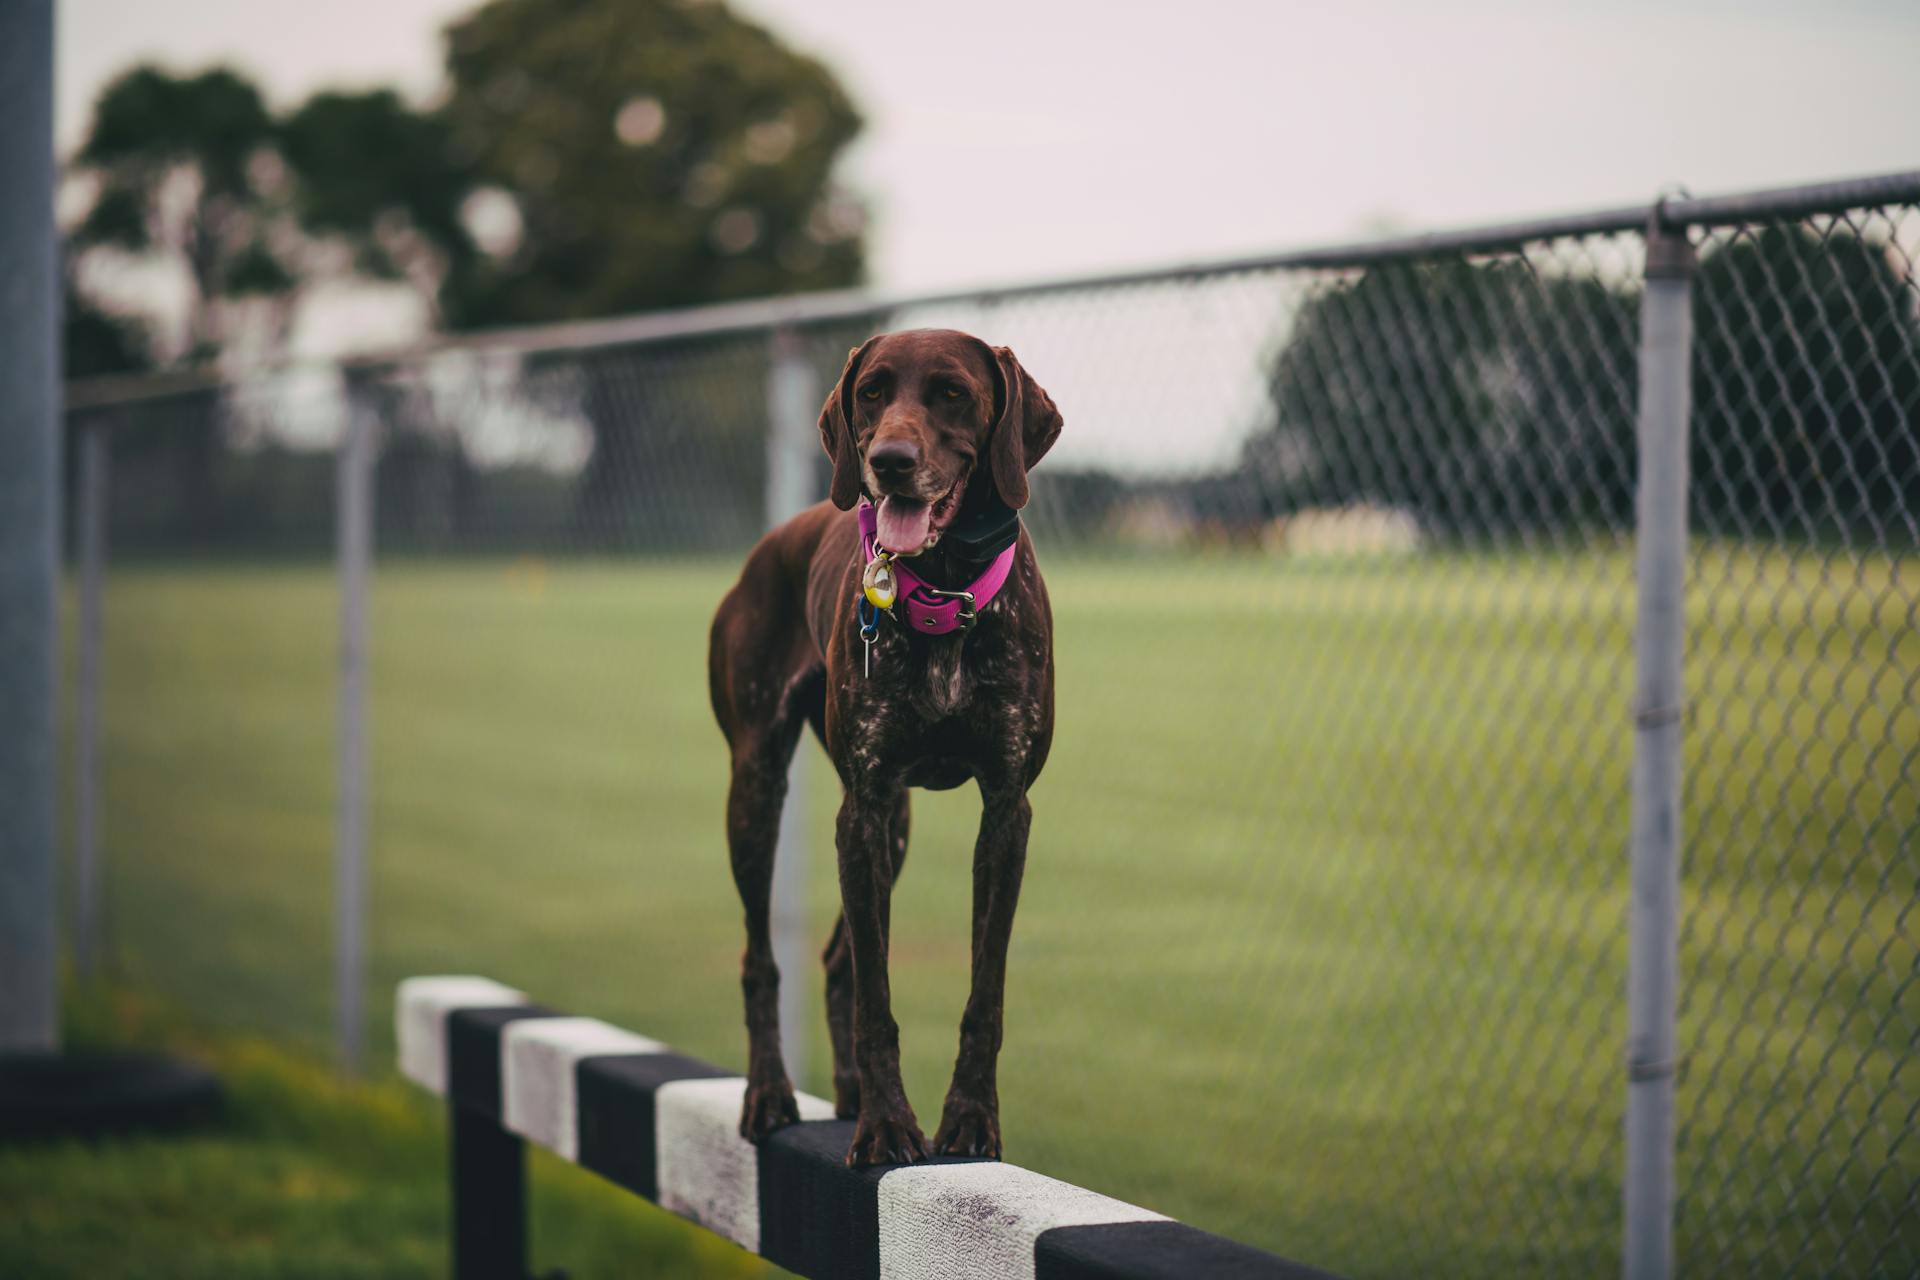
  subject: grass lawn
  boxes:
[32,544,1916,1278]
[0,991,778,1279]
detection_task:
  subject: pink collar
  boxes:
[858,500,1018,635]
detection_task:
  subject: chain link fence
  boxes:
[60,173,1918,1278]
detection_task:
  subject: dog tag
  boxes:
[862,628,873,677]
[862,553,897,611]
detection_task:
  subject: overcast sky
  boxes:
[56,0,1920,296]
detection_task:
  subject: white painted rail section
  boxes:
[878,1161,1167,1280]
[502,1017,664,1161]
[655,1075,836,1252]
[396,975,527,1093]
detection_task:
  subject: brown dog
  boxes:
[707,328,1062,1167]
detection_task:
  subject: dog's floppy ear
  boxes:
[987,345,1063,510]
[818,337,879,510]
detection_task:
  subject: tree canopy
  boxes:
[1254,228,1920,545]
[1257,258,1639,541]
[1692,226,1920,542]
[277,88,477,307]
[69,65,294,364]
[436,0,867,328]
[62,0,869,373]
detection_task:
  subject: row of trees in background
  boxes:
[65,0,872,541]
[65,0,868,376]
[80,219,1920,556]
[64,0,1918,550]
[1237,225,1920,542]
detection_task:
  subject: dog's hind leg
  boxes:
[726,712,808,1141]
[711,534,825,1142]
[824,789,908,1117]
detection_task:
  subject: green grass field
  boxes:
[24,545,1915,1278]
[0,991,776,1279]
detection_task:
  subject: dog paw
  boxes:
[738,1079,800,1143]
[933,1097,1001,1159]
[845,1109,927,1167]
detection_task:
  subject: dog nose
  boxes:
[868,439,920,483]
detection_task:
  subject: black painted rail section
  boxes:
[397,976,1341,1280]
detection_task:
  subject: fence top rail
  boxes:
[64,168,1920,413]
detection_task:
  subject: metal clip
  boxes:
[1634,703,1684,730]
[1627,1053,1686,1083]
[857,597,881,676]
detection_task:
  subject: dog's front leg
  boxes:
[934,785,1031,1159]
[836,780,926,1167]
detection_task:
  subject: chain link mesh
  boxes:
[63,191,1918,1278]
[1678,204,1919,1278]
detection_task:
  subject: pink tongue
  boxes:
[876,496,932,553]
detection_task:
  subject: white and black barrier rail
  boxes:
[398,977,1341,1280]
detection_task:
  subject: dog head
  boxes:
[816,328,1062,554]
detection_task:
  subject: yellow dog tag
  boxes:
[862,553,897,610]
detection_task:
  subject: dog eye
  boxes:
[942,386,965,400]
[859,386,881,401]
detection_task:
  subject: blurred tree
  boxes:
[277,89,479,318]
[68,66,296,363]
[1693,226,1920,544]
[435,0,871,530]
[63,6,876,550]
[436,0,867,328]
[64,65,306,549]
[1256,259,1639,541]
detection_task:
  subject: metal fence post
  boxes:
[766,328,818,1089]
[73,422,109,979]
[1625,210,1694,1280]
[0,0,59,1056]
[335,385,376,1072]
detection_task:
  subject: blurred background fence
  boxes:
[59,173,1918,1279]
